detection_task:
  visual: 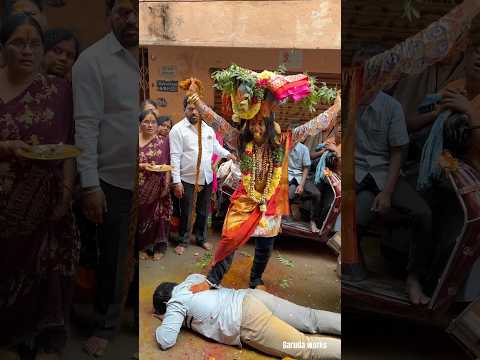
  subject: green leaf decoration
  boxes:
[277,253,295,268]
[402,0,455,21]
[276,63,287,75]
[279,279,290,288]
[196,252,212,269]
[299,77,337,112]
[212,64,336,113]
[212,64,264,100]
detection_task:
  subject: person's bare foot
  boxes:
[153,252,165,261]
[199,241,212,251]
[83,336,109,357]
[139,251,149,260]
[310,220,321,233]
[406,274,430,305]
[175,245,185,255]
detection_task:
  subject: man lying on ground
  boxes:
[153,274,341,360]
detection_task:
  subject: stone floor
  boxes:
[139,229,340,360]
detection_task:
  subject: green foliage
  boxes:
[277,253,295,268]
[279,279,290,288]
[212,64,265,100]
[276,63,288,75]
[240,154,254,173]
[196,252,212,269]
[212,64,336,114]
[299,76,337,112]
[403,0,455,22]
[272,147,285,167]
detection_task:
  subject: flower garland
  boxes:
[240,142,284,212]
[439,150,459,173]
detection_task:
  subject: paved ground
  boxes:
[1,306,138,360]
[139,229,341,360]
[342,311,469,360]
[63,306,138,359]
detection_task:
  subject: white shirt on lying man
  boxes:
[155,273,342,360]
[155,274,247,349]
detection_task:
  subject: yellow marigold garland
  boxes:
[241,142,283,213]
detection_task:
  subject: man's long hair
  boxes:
[239,112,280,154]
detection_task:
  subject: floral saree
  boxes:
[0,74,80,348]
[137,135,172,251]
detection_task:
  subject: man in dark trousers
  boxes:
[169,98,236,255]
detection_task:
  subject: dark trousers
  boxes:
[356,174,433,277]
[288,178,322,221]
[178,181,212,246]
[94,180,133,339]
[207,236,276,288]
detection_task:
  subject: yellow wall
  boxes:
[147,45,340,124]
[45,1,109,50]
[140,0,341,49]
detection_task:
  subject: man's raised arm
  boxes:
[363,0,480,97]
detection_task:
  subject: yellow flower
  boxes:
[439,151,459,172]
[258,70,274,80]
[242,142,283,209]
[259,217,268,228]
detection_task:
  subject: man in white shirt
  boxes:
[72,0,139,356]
[153,274,341,360]
[169,98,235,255]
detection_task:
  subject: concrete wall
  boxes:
[140,0,341,49]
[147,45,340,123]
[0,1,109,51]
[45,1,109,50]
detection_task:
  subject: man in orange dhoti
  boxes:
[180,67,341,292]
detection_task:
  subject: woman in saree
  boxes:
[137,109,172,261]
[142,98,158,112]
[182,75,341,291]
[0,13,79,359]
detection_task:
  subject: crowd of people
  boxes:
[139,66,342,358]
[347,0,480,305]
[0,0,139,358]
[137,75,342,277]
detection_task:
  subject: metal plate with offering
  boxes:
[18,144,81,160]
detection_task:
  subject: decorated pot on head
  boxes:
[211,64,333,127]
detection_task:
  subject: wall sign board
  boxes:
[156,80,178,92]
